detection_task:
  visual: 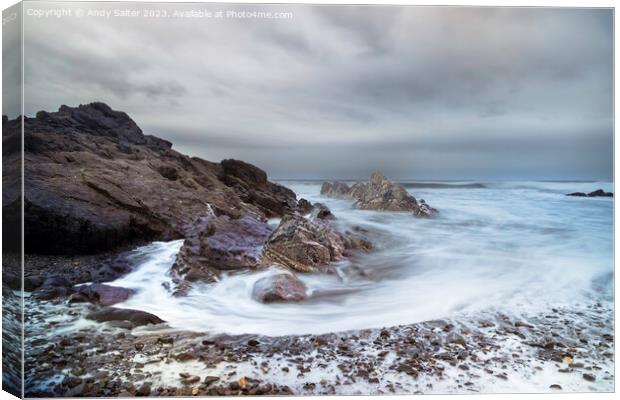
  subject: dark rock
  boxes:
[583,373,596,382]
[311,203,336,221]
[171,214,273,284]
[549,384,562,390]
[252,273,307,303]
[136,383,151,396]
[320,181,352,198]
[204,376,220,386]
[7,103,298,255]
[86,307,164,327]
[32,276,74,300]
[70,283,134,306]
[297,198,313,214]
[567,189,613,198]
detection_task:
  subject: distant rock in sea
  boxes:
[566,189,613,198]
[321,171,438,217]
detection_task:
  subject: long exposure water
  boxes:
[110,181,613,336]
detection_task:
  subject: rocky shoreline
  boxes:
[21,288,613,396]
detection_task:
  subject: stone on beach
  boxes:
[69,283,135,306]
[252,272,308,303]
[86,306,164,327]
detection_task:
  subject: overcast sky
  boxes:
[14,3,613,180]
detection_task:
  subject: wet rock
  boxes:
[204,376,220,386]
[322,171,438,216]
[310,203,336,221]
[297,198,313,215]
[583,373,596,382]
[262,214,346,272]
[171,214,273,284]
[549,384,562,390]
[32,276,73,300]
[252,273,308,303]
[567,189,613,198]
[86,307,164,327]
[70,283,134,306]
[136,383,151,396]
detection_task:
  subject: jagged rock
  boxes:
[86,307,164,327]
[311,203,336,221]
[252,272,307,303]
[69,283,134,306]
[171,214,273,284]
[297,198,313,215]
[567,189,613,198]
[321,171,438,216]
[263,214,347,272]
[4,103,299,255]
[320,181,352,198]
[415,199,439,218]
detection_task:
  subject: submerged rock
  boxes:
[321,171,438,216]
[567,189,613,198]
[252,272,307,303]
[86,307,164,327]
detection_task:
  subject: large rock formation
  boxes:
[321,171,438,217]
[3,102,300,254]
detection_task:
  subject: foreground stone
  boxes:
[86,307,164,327]
[321,171,438,216]
[252,272,307,303]
[171,214,273,284]
[567,189,613,197]
[69,284,135,306]
[263,212,371,273]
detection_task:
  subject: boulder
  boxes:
[415,199,439,218]
[297,198,313,215]
[32,276,74,300]
[171,214,273,283]
[69,283,135,306]
[86,307,164,327]
[5,103,300,255]
[567,189,613,198]
[262,214,347,272]
[252,273,307,303]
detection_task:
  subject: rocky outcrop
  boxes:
[262,212,371,273]
[171,214,273,284]
[310,203,336,221]
[567,189,613,198]
[321,171,438,216]
[4,102,299,255]
[252,273,307,303]
[85,307,164,327]
[69,284,135,306]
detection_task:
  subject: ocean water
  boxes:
[110,181,613,336]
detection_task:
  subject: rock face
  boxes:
[321,171,438,216]
[262,212,370,273]
[252,273,307,303]
[171,214,273,283]
[3,102,299,254]
[85,307,164,327]
[69,284,135,306]
[567,189,613,198]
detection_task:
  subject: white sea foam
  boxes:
[110,181,613,337]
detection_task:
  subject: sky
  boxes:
[10,3,614,180]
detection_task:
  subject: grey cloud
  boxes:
[16,3,613,181]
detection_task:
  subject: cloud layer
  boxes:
[18,4,613,180]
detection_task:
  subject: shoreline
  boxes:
[20,285,613,396]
